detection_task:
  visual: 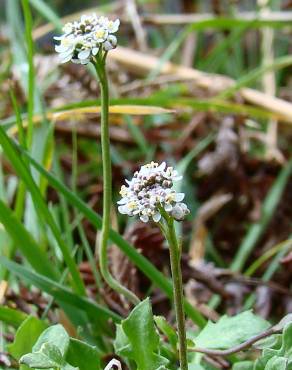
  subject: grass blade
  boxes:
[0,198,59,280]
[0,257,121,324]
[28,0,62,29]
[0,306,28,327]
[21,0,35,148]
[217,55,292,99]
[0,126,86,295]
[231,159,292,272]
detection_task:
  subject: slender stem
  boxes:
[188,326,280,356]
[94,61,140,305]
[163,217,188,370]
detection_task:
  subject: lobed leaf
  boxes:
[114,299,169,370]
[194,311,270,350]
[8,316,47,362]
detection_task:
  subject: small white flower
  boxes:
[103,35,118,51]
[54,13,120,64]
[62,22,73,34]
[171,203,190,221]
[117,162,190,223]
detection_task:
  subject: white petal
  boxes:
[98,16,108,26]
[157,162,166,171]
[117,198,128,205]
[55,44,70,53]
[71,58,81,64]
[78,49,91,60]
[152,212,161,222]
[175,193,185,202]
[92,47,99,55]
[103,41,113,51]
[104,359,122,370]
[80,14,88,22]
[118,205,128,215]
[140,214,149,223]
[63,23,73,34]
[171,205,184,220]
[108,19,120,33]
[59,53,73,63]
[164,203,172,212]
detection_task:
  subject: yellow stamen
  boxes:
[95,30,105,39]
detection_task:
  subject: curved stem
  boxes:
[94,61,140,306]
[188,326,280,357]
[162,217,188,370]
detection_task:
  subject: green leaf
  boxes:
[265,357,289,370]
[115,298,169,370]
[19,326,78,370]
[66,338,101,370]
[282,323,292,358]
[233,362,254,370]
[8,316,47,364]
[41,342,63,364]
[20,342,78,370]
[20,349,60,369]
[0,306,28,327]
[32,325,69,357]
[154,316,178,350]
[194,311,270,350]
[114,324,132,358]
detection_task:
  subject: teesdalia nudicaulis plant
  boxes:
[54,14,140,306]
[118,161,190,370]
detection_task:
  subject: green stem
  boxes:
[162,217,188,370]
[94,60,140,306]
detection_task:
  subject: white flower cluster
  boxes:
[54,14,120,64]
[118,162,190,223]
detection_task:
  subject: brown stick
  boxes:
[108,46,292,123]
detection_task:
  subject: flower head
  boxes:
[118,162,190,223]
[54,14,120,64]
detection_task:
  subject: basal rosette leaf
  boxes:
[265,356,290,370]
[235,322,292,370]
[65,338,101,370]
[20,342,65,369]
[233,361,254,370]
[19,325,77,370]
[31,324,70,357]
[114,298,169,370]
[194,310,270,350]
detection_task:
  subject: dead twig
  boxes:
[108,46,292,123]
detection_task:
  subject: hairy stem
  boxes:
[94,60,140,305]
[163,217,188,370]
